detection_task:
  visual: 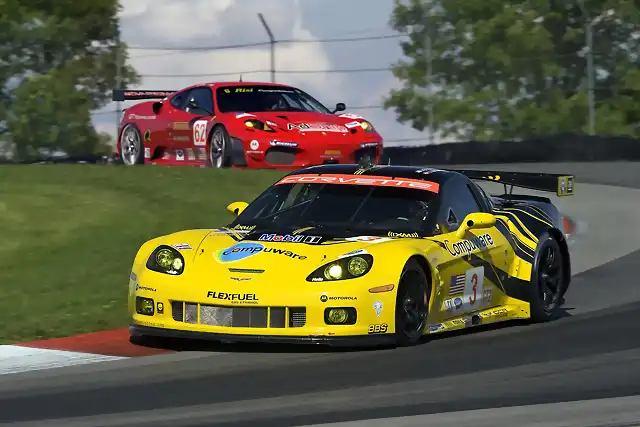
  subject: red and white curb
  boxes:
[0,328,173,376]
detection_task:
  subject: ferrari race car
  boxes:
[112,82,383,169]
[128,164,575,346]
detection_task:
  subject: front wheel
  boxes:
[209,126,231,168]
[120,124,144,166]
[394,259,430,346]
[529,233,567,322]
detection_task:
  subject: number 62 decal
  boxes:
[193,120,208,146]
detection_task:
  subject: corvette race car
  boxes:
[112,82,383,169]
[128,164,575,346]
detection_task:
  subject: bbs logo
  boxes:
[368,324,388,334]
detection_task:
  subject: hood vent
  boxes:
[277,115,289,120]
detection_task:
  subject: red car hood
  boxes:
[234,111,364,134]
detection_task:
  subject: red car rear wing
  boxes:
[112,89,176,101]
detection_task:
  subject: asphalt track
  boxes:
[0,161,639,427]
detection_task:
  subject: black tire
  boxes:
[529,233,567,322]
[394,259,430,346]
[119,124,144,166]
[209,126,231,168]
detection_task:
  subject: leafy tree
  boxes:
[0,0,139,160]
[384,0,640,140]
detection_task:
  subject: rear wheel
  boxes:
[529,233,567,321]
[209,126,230,168]
[394,259,429,346]
[120,124,144,165]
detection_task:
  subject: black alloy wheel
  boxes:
[395,259,429,346]
[530,233,566,321]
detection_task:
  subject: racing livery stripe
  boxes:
[493,209,539,244]
[503,206,553,228]
[495,218,535,262]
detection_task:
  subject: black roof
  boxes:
[287,164,460,186]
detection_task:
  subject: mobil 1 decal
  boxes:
[443,233,495,257]
[258,233,322,244]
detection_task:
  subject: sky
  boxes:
[93,0,442,147]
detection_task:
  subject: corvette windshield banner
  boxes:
[276,174,440,193]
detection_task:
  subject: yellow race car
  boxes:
[128,164,575,346]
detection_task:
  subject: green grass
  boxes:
[0,165,287,344]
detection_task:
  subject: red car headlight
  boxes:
[360,120,375,133]
[244,119,275,132]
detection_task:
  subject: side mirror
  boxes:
[152,102,163,114]
[227,201,249,217]
[455,213,496,239]
[332,102,346,113]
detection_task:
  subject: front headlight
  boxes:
[245,119,275,132]
[360,120,374,133]
[146,245,185,275]
[306,254,374,282]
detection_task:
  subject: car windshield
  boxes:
[232,180,439,234]
[216,85,332,114]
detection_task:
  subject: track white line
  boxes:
[0,346,127,376]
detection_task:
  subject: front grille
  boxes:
[171,301,306,328]
[265,147,296,165]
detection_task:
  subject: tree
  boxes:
[0,0,139,160]
[384,0,640,141]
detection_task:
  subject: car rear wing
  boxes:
[112,89,176,101]
[449,169,575,196]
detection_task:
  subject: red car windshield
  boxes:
[216,85,332,114]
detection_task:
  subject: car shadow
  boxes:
[129,301,575,354]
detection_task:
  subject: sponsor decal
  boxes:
[216,242,265,263]
[429,324,445,332]
[345,236,392,244]
[388,231,419,238]
[287,123,348,133]
[444,267,485,311]
[128,114,156,120]
[258,234,322,244]
[231,224,256,232]
[207,291,258,304]
[492,307,508,317]
[373,300,383,317]
[339,113,364,120]
[173,243,192,250]
[320,294,357,303]
[368,324,388,334]
[360,142,378,148]
[443,233,495,257]
[144,147,151,158]
[173,122,190,130]
[144,130,151,142]
[266,120,278,128]
[130,272,137,281]
[175,149,185,161]
[186,149,196,160]
[250,140,260,150]
[277,174,440,193]
[230,277,251,281]
[324,150,342,156]
[416,168,439,174]
[270,140,298,148]
[344,121,361,128]
[339,249,368,259]
[235,113,256,119]
[136,284,156,292]
[157,302,164,314]
[216,242,309,262]
[482,287,492,303]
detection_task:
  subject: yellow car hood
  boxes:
[183,228,414,283]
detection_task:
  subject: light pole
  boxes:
[575,1,614,135]
[258,13,275,83]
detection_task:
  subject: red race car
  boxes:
[112,82,384,169]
